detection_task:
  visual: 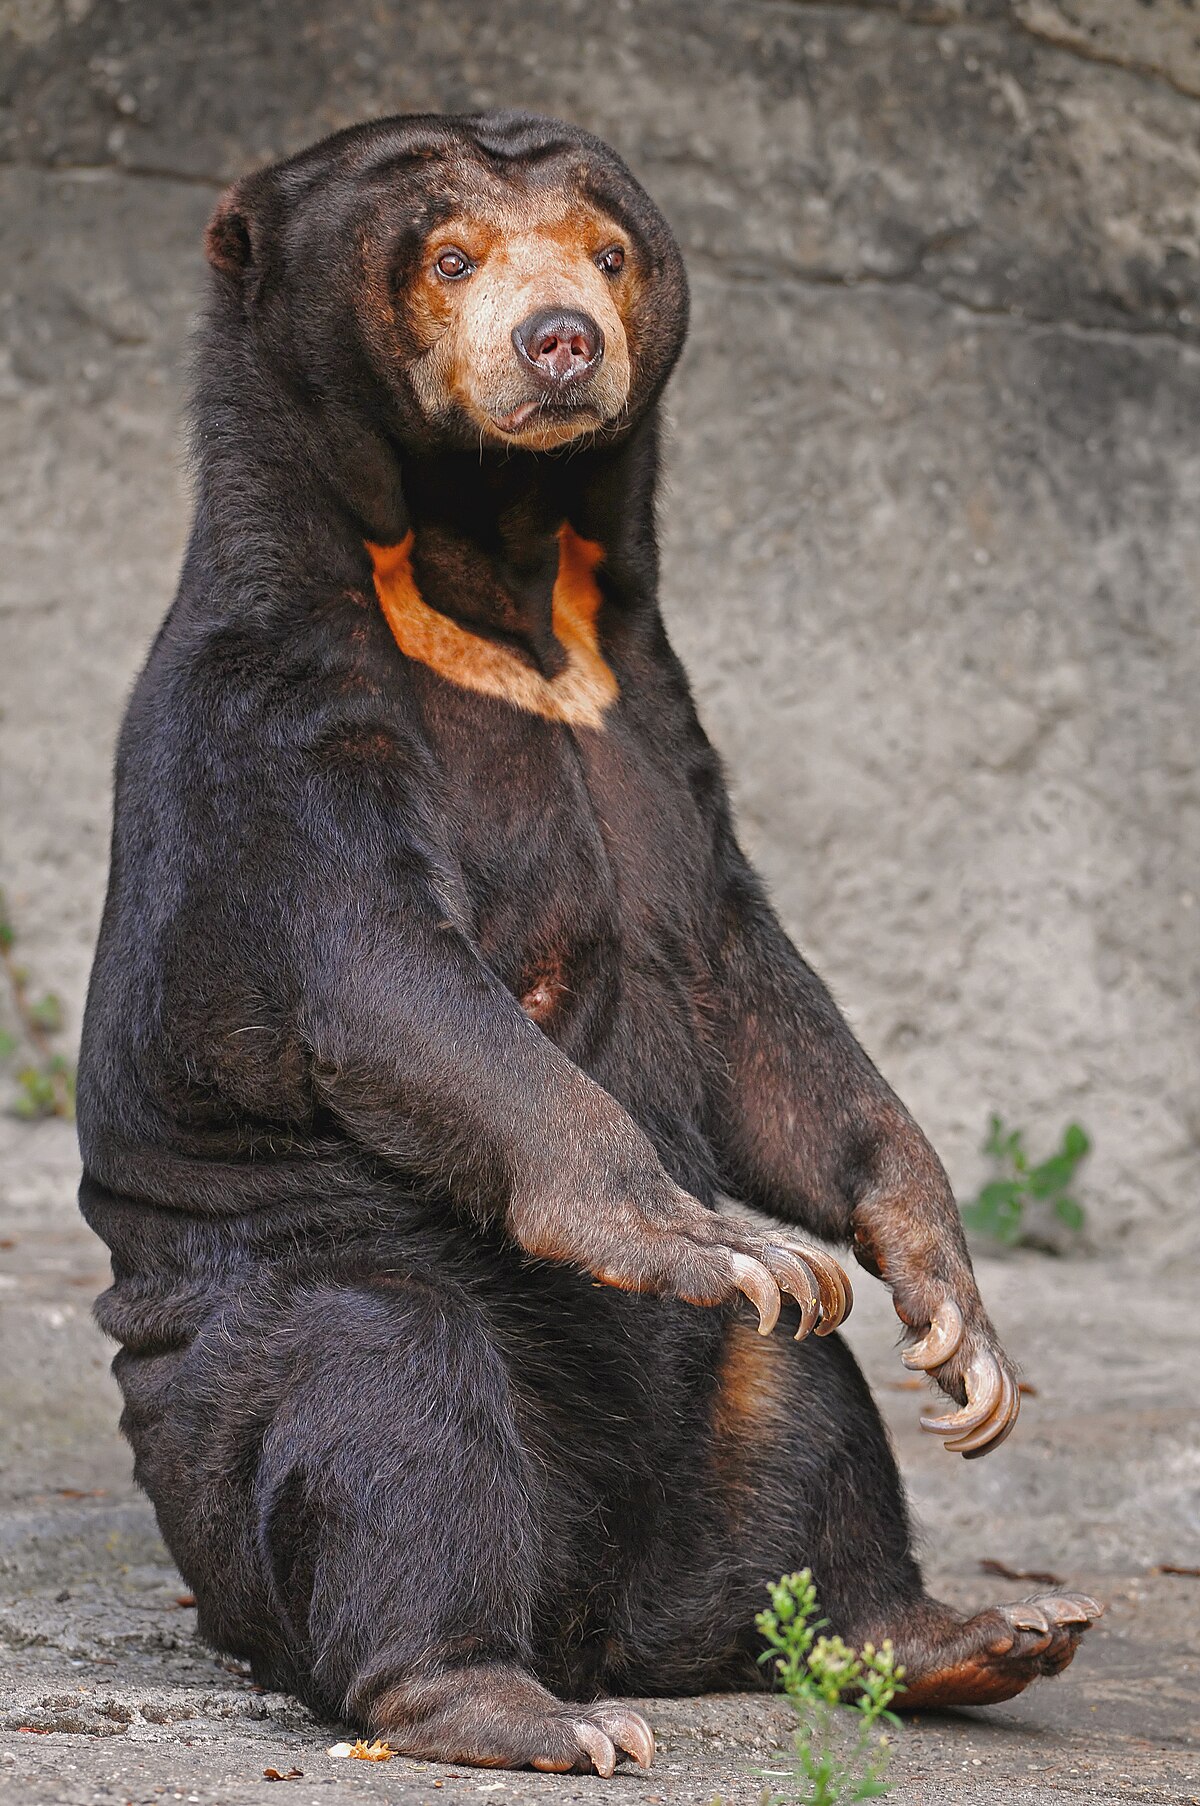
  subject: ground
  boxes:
[1,1119,1197,1805]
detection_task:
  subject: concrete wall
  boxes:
[2,0,1197,1253]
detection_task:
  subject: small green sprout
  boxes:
[757,1570,903,1805]
[0,891,75,1120]
[960,1115,1090,1248]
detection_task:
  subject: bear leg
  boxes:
[612,1314,1101,1713]
[123,1268,655,1773]
[703,1316,1103,1710]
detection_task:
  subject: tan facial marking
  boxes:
[367,525,618,727]
[405,193,634,449]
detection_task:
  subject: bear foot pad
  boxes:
[898,1592,1104,1708]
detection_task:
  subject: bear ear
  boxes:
[204,181,262,283]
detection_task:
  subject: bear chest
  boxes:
[366,534,719,1047]
[419,675,717,1049]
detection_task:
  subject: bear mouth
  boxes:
[492,397,600,437]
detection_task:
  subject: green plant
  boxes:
[0,893,75,1119]
[756,1570,903,1805]
[960,1115,1090,1247]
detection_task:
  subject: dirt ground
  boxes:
[2,1122,1197,1804]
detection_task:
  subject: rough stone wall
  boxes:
[1,0,1197,1252]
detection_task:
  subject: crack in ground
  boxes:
[0,158,226,188]
[774,1,1200,105]
[692,250,1200,352]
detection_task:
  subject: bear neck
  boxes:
[401,463,572,674]
[395,445,654,674]
[189,317,665,648]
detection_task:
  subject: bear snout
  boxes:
[512,308,605,387]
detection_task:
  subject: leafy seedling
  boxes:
[0,891,75,1120]
[757,1569,903,1805]
[960,1115,1090,1249]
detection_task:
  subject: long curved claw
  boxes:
[951,1366,1020,1457]
[800,1244,853,1334]
[725,1237,852,1342]
[763,1246,821,1340]
[1002,1601,1051,1636]
[729,1251,780,1335]
[901,1298,964,1371]
[1031,1594,1103,1627]
[795,1288,820,1342]
[574,1723,618,1778]
[592,1708,655,1771]
[960,1405,1019,1458]
[921,1349,1004,1437]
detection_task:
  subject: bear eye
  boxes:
[596,244,625,275]
[434,247,474,280]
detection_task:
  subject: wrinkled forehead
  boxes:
[419,165,623,254]
[283,126,639,248]
[417,164,610,244]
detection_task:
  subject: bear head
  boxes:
[205,111,689,459]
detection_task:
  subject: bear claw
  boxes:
[576,1708,655,1774]
[530,1707,654,1776]
[1004,1593,1103,1633]
[901,1300,1020,1458]
[573,1723,617,1777]
[730,1241,852,1341]
[1004,1601,1051,1635]
[902,1298,965,1371]
[592,1707,655,1771]
[1033,1593,1101,1625]
[730,1252,781,1335]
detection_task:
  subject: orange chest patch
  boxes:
[366,526,618,729]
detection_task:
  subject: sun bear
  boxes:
[77,112,1099,1773]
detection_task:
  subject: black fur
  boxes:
[78,113,1009,1757]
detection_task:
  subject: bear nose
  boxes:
[513,307,604,386]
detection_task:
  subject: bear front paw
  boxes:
[595,1214,853,1343]
[725,1236,852,1340]
[901,1298,1020,1457]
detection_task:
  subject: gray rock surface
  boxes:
[1,3,1199,1803]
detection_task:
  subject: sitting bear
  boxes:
[77,111,1099,1774]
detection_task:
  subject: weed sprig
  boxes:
[961,1115,1090,1247]
[0,893,75,1119]
[757,1570,903,1805]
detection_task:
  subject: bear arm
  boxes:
[706,864,1015,1420]
[299,893,854,1332]
[302,894,713,1276]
